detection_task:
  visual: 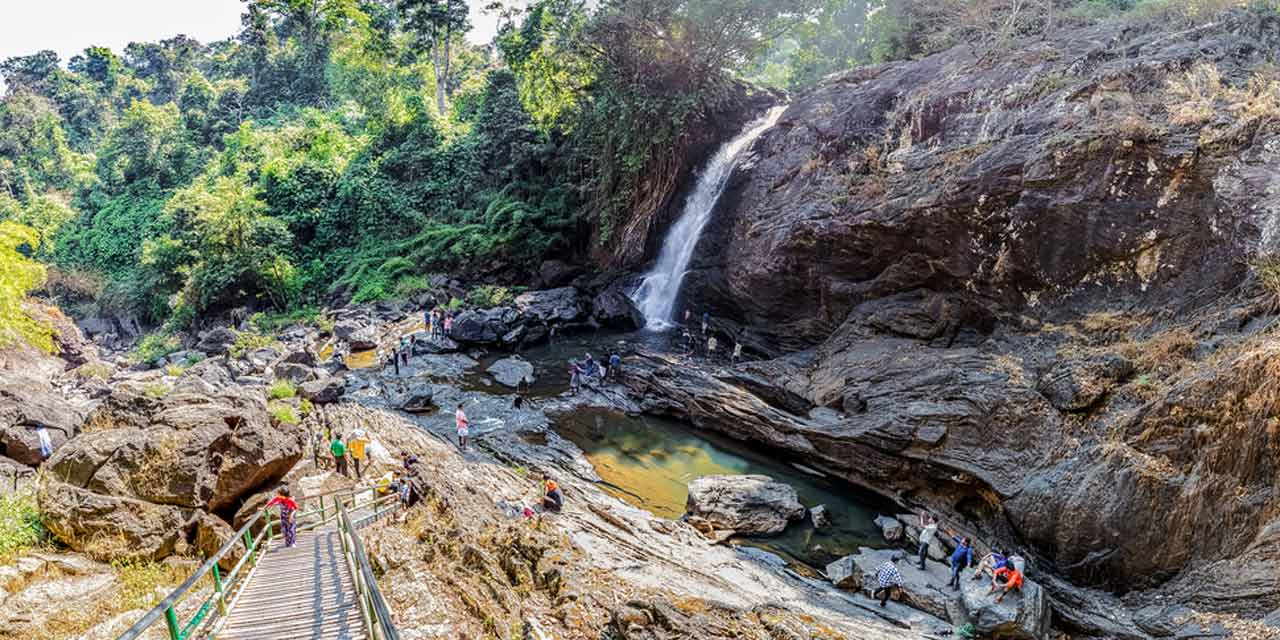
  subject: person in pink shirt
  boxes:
[455,402,470,451]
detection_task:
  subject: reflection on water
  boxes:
[556,409,890,568]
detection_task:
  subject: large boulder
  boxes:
[387,380,435,413]
[38,381,304,561]
[538,260,584,288]
[874,515,904,541]
[684,474,804,536]
[196,327,238,355]
[450,308,517,345]
[487,357,535,388]
[193,511,245,572]
[273,362,318,385]
[592,288,643,330]
[958,567,1052,640]
[514,288,585,324]
[300,377,345,404]
[334,319,379,351]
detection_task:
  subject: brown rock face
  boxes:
[38,361,304,561]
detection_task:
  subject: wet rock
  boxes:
[502,325,527,346]
[810,504,831,529]
[875,515,904,542]
[195,327,238,355]
[300,377,345,404]
[515,287,585,324]
[487,358,534,388]
[592,288,643,330]
[685,474,804,536]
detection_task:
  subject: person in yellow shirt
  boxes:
[348,430,370,480]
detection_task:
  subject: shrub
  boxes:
[0,491,49,562]
[228,330,276,359]
[467,285,513,308]
[144,383,171,399]
[131,332,180,365]
[114,560,191,610]
[269,403,300,426]
[76,362,114,380]
[164,363,186,377]
[268,379,297,400]
[299,398,314,416]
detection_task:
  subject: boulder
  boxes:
[0,377,86,466]
[487,358,535,388]
[300,377,345,404]
[273,362,317,385]
[281,349,318,367]
[412,335,459,354]
[684,475,804,536]
[514,288,585,324]
[825,554,860,589]
[592,288,643,330]
[875,515,904,541]
[388,380,435,413]
[450,308,517,345]
[37,381,304,561]
[538,260,584,289]
[810,504,831,529]
[844,548,954,620]
[196,327,238,355]
[0,424,69,466]
[959,568,1051,640]
[334,320,379,351]
[193,511,245,572]
[245,348,280,373]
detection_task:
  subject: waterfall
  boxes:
[631,106,786,329]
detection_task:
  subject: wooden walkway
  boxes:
[218,528,367,640]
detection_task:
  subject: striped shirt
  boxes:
[876,562,903,588]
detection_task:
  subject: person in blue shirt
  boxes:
[946,530,974,590]
[971,548,1010,581]
[608,353,622,381]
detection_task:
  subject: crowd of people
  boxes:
[678,310,745,364]
[567,351,623,394]
[871,512,1026,608]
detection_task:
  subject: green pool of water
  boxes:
[555,408,893,569]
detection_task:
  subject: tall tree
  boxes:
[398,0,470,114]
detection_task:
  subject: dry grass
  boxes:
[1119,327,1197,379]
[1167,63,1280,129]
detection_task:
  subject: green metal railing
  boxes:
[339,494,402,640]
[116,483,396,640]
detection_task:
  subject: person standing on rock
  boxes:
[732,341,742,365]
[348,430,370,480]
[456,403,470,451]
[331,434,349,477]
[946,531,975,590]
[701,311,710,334]
[266,486,299,548]
[444,314,454,338]
[917,514,939,569]
[707,335,718,360]
[872,555,905,607]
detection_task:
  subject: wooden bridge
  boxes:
[117,487,401,640]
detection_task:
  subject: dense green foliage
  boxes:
[3,0,1267,332]
[0,491,49,562]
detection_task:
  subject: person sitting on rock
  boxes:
[872,555,905,607]
[609,353,622,380]
[988,564,1024,603]
[542,478,564,513]
[971,548,1010,581]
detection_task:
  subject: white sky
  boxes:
[0,0,502,67]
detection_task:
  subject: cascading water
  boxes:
[631,106,786,329]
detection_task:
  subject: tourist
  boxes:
[707,335,718,359]
[425,309,433,336]
[444,314,454,337]
[917,514,939,569]
[400,335,411,366]
[609,352,622,381]
[701,311,710,334]
[348,429,370,480]
[456,402,470,451]
[683,309,692,326]
[265,486,299,548]
[732,341,743,365]
[392,345,401,376]
[971,548,1010,581]
[872,555,905,607]
[35,425,53,459]
[947,531,975,590]
[681,329,693,355]
[331,434,348,477]
[988,564,1024,603]
[569,360,581,394]
[542,478,564,513]
[400,451,419,471]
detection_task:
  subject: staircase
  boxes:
[218,529,365,640]
[116,487,401,640]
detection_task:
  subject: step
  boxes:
[220,609,366,639]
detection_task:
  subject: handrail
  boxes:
[338,497,401,640]
[116,482,382,640]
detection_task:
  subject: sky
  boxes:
[0,0,503,67]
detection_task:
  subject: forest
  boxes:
[0,0,1265,344]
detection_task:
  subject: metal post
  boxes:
[164,606,181,640]
[320,495,327,523]
[212,563,228,616]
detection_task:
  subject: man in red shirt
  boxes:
[988,565,1024,603]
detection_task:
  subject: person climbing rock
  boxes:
[266,486,299,548]
[348,430,370,480]
[542,478,564,513]
[946,531,975,590]
[331,434,348,477]
[988,564,1024,603]
[455,402,470,451]
[872,555,904,607]
[971,548,1010,581]
[917,514,938,569]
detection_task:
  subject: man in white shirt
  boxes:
[917,513,939,570]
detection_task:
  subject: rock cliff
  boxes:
[624,8,1280,637]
